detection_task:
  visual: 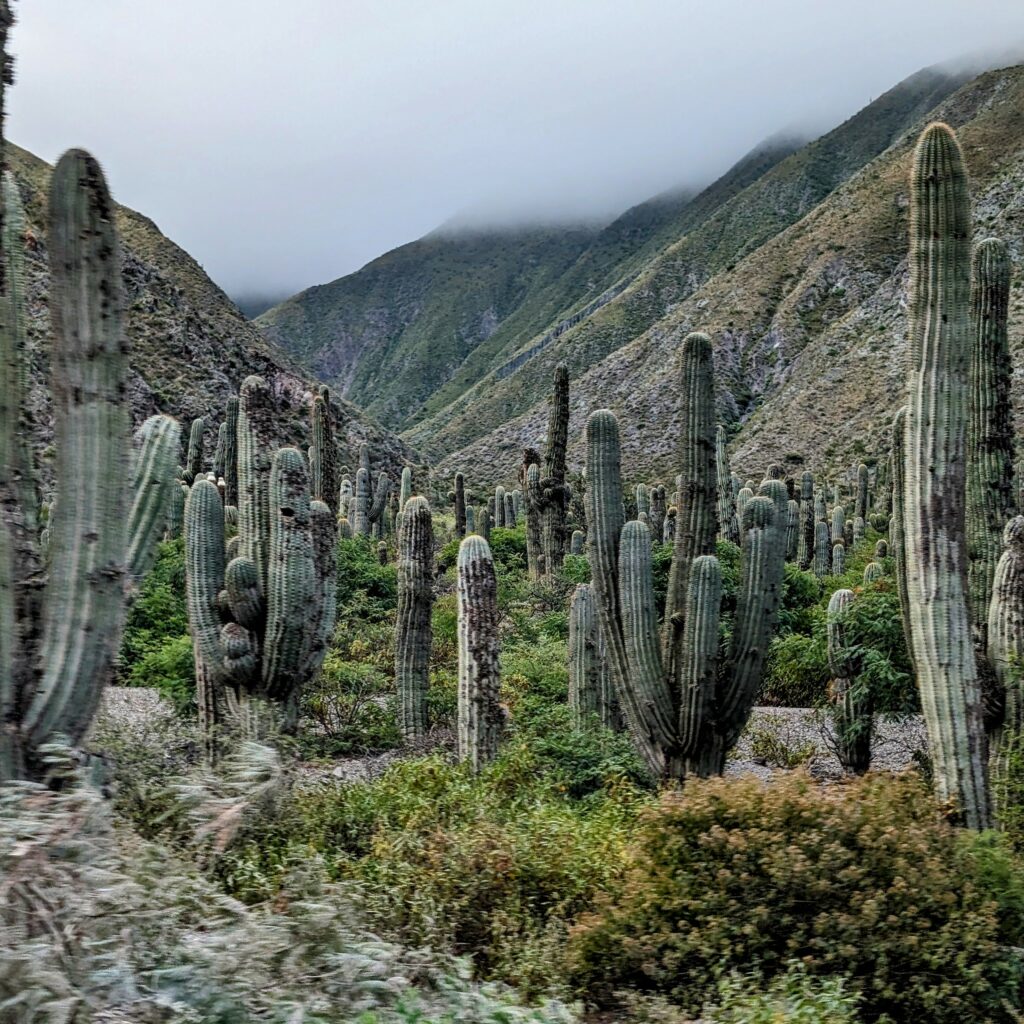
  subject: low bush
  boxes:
[569,772,1018,1022]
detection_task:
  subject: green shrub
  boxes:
[704,964,861,1023]
[335,536,398,623]
[569,772,1017,1022]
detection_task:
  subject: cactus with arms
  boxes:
[585,333,785,779]
[0,150,180,779]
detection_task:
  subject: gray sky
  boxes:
[9,1,1024,300]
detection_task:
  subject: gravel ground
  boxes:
[100,688,927,784]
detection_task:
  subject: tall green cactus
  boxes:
[812,521,830,578]
[311,386,339,515]
[352,467,370,535]
[830,505,845,547]
[987,517,1024,822]
[494,484,506,528]
[223,395,239,507]
[185,416,206,484]
[454,471,466,538]
[396,496,433,741]
[650,485,666,543]
[715,425,738,543]
[797,470,815,570]
[966,238,1014,707]
[855,463,869,521]
[785,499,800,562]
[585,333,785,780]
[903,122,989,828]
[832,541,845,576]
[399,466,412,513]
[569,583,616,729]
[521,454,543,579]
[635,483,650,519]
[457,534,502,770]
[828,588,872,774]
[503,491,515,528]
[0,150,180,779]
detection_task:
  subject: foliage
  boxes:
[703,964,861,1023]
[568,772,1018,1022]
[335,535,399,623]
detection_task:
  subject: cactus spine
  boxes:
[828,588,872,774]
[457,535,502,770]
[903,123,989,828]
[585,333,785,779]
[395,496,433,741]
[0,150,180,779]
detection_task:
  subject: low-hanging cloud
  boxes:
[8,0,1024,300]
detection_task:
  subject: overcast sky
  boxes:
[9,1,1024,301]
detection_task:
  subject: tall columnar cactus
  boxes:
[185,416,206,484]
[855,463,869,521]
[987,517,1024,822]
[736,486,753,526]
[832,542,845,576]
[903,122,989,828]
[541,363,570,573]
[569,583,616,729]
[338,476,352,520]
[367,471,392,538]
[813,521,831,578]
[478,505,491,541]
[830,505,845,547]
[223,395,239,507]
[852,516,865,547]
[828,588,872,774]
[503,491,515,528]
[785,499,800,562]
[456,535,502,770]
[311,387,340,515]
[966,238,1014,669]
[494,485,506,528]
[715,425,738,544]
[814,490,826,523]
[585,334,785,780]
[395,496,433,741]
[570,529,585,555]
[399,466,412,514]
[352,467,370,536]
[214,422,227,481]
[797,470,815,570]
[635,483,649,519]
[522,456,543,579]
[663,506,676,543]
[454,471,467,538]
[0,150,180,779]
[650,485,666,543]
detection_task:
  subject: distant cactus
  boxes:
[874,538,888,559]
[830,505,846,547]
[521,454,543,578]
[185,416,206,484]
[457,535,502,770]
[454,471,467,537]
[311,387,340,515]
[635,483,650,519]
[736,486,753,526]
[0,151,180,779]
[570,529,585,555]
[663,506,677,544]
[785,499,800,562]
[368,471,392,538]
[223,395,239,506]
[584,333,785,779]
[797,471,815,570]
[832,542,846,576]
[466,505,476,534]
[855,463,869,521]
[569,583,617,729]
[478,505,492,541]
[813,521,831,578]
[863,561,884,584]
[503,491,515,528]
[338,476,352,520]
[494,485,506,528]
[828,588,872,774]
[814,490,826,523]
[650,485,667,542]
[716,425,738,543]
[396,496,434,741]
[852,515,865,547]
[352,467,370,535]
[399,466,412,513]
[214,422,227,481]
[337,517,353,539]
[902,123,989,828]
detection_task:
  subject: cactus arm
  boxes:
[677,554,722,759]
[184,479,229,676]
[26,150,131,748]
[903,123,990,828]
[224,555,262,629]
[395,495,433,740]
[128,415,181,580]
[223,395,239,507]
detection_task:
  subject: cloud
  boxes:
[8,0,1024,297]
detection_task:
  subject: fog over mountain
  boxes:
[9,0,1024,298]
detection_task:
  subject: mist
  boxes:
[8,1,1024,300]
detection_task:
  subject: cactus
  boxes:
[569,583,617,729]
[214,422,227,481]
[832,542,846,576]
[814,490,826,523]
[813,521,831,578]
[337,517,353,539]
[0,150,181,779]
[570,529,585,555]
[663,506,677,544]
[785,499,800,562]
[352,467,370,535]
[874,538,888,559]
[465,505,476,535]
[494,485,506,528]
[797,471,815,570]
[477,505,491,541]
[650,485,666,542]
[966,238,1014,712]
[987,517,1024,822]
[830,505,845,547]
[635,483,650,519]
[584,333,785,780]
[855,463,869,521]
[165,478,188,540]
[185,381,337,740]
[863,561,884,584]
[222,395,239,507]
[311,387,339,515]
[828,588,872,774]
[399,466,412,514]
[903,123,989,828]
[367,471,391,538]
[852,515,865,548]
[736,486,753,526]
[456,535,502,770]
[395,496,433,741]
[503,491,515,528]
[715,425,738,543]
[185,416,206,483]
[521,455,543,578]
[454,471,466,537]
[338,476,352,520]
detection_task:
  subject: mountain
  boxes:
[7,143,419,482]
[408,63,971,466]
[431,61,1024,488]
[256,223,605,428]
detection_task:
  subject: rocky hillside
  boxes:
[410,63,970,469]
[8,143,418,482]
[432,61,1024,489]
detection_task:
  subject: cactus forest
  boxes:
[6,5,1024,1023]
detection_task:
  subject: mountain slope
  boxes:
[409,62,971,464]
[257,224,604,427]
[433,62,1024,490]
[7,143,418,480]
